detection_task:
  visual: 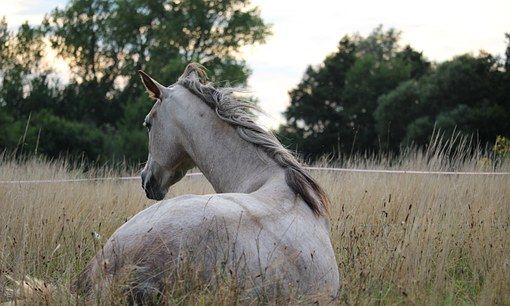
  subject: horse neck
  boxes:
[177,98,286,194]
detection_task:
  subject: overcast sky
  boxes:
[2,0,510,128]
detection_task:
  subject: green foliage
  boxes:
[2,7,509,163]
[389,54,509,149]
[494,135,510,158]
[374,80,422,149]
[0,108,24,149]
[30,111,106,160]
[42,0,269,85]
[280,26,431,157]
[0,0,270,164]
[280,26,510,159]
[278,36,356,157]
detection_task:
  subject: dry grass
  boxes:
[0,141,509,305]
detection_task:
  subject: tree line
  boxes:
[0,0,270,164]
[1,1,509,164]
[279,26,510,158]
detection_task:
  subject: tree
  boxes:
[0,19,57,154]
[43,0,269,85]
[0,0,271,163]
[403,54,509,146]
[279,26,430,158]
[376,51,510,150]
[279,36,356,157]
[374,80,422,150]
[0,21,48,117]
[280,27,509,159]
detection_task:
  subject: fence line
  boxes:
[0,167,509,184]
[305,167,510,176]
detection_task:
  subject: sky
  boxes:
[2,0,510,128]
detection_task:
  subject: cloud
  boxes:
[1,0,66,29]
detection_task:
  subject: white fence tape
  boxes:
[0,167,508,184]
[305,167,510,176]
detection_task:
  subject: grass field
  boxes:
[1,140,509,305]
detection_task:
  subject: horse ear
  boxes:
[138,70,166,100]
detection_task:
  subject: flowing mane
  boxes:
[177,63,329,216]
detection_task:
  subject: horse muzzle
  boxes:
[141,172,166,201]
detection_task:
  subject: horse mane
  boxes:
[177,63,330,216]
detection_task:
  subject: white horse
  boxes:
[76,64,340,303]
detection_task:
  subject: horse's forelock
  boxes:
[178,63,208,84]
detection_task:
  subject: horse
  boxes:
[76,63,340,303]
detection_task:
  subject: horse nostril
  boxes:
[142,175,164,200]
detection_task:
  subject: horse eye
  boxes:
[143,121,152,130]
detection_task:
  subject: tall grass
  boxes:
[0,140,509,305]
